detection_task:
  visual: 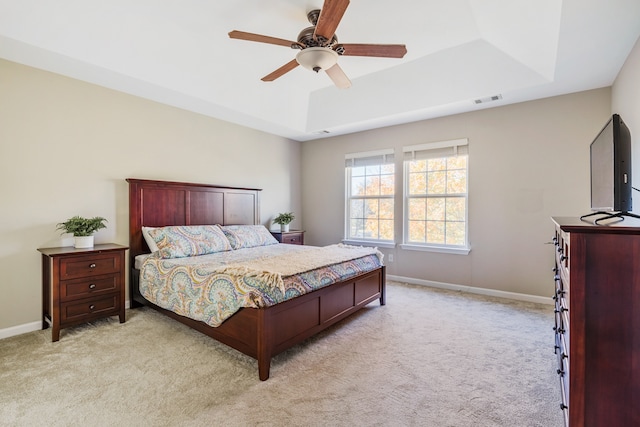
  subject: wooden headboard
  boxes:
[127,178,262,264]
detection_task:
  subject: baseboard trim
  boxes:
[387,275,553,305]
[0,300,133,340]
[0,321,42,340]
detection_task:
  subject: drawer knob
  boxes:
[89,305,95,310]
[89,284,96,290]
[89,263,96,268]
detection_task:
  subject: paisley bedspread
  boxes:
[139,244,383,327]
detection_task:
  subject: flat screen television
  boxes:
[585,114,634,221]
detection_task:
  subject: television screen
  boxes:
[590,114,632,213]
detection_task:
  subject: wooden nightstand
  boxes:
[38,243,128,342]
[271,230,305,245]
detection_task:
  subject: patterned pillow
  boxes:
[220,225,278,250]
[148,225,232,258]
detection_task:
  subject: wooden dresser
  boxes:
[551,217,639,426]
[38,243,128,342]
[270,230,305,245]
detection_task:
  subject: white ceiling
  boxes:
[1,0,639,142]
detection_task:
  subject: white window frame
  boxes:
[401,139,470,255]
[344,149,396,248]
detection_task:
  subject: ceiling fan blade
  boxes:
[314,0,350,40]
[338,43,407,58]
[229,30,297,48]
[261,59,300,82]
[325,63,351,89]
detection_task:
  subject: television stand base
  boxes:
[580,211,640,225]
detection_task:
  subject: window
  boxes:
[403,139,469,253]
[345,149,395,244]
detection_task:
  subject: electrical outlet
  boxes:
[388,254,394,262]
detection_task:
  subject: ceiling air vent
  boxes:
[312,130,330,135]
[473,94,503,104]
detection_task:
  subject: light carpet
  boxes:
[0,281,563,426]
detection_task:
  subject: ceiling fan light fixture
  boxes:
[296,47,338,73]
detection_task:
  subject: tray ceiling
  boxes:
[1,0,639,141]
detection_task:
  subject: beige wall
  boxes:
[0,59,301,331]
[612,36,640,196]
[301,88,612,297]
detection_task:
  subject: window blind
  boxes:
[403,138,468,161]
[345,149,395,167]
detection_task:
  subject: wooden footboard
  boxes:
[131,265,385,380]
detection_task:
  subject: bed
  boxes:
[127,178,386,380]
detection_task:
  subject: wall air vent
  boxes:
[473,94,503,104]
[312,130,330,135]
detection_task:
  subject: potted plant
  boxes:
[56,216,107,248]
[273,212,295,232]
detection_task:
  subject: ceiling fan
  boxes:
[228,0,407,89]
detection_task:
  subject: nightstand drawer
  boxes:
[60,253,121,280]
[61,295,119,323]
[271,230,305,245]
[60,275,119,301]
[282,233,303,245]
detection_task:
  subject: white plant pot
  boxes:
[74,235,94,248]
[281,224,290,232]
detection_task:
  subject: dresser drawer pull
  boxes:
[89,284,96,290]
[89,305,95,310]
[89,263,96,268]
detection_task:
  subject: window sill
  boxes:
[342,239,396,249]
[400,243,470,255]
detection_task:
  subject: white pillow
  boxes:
[142,226,159,252]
